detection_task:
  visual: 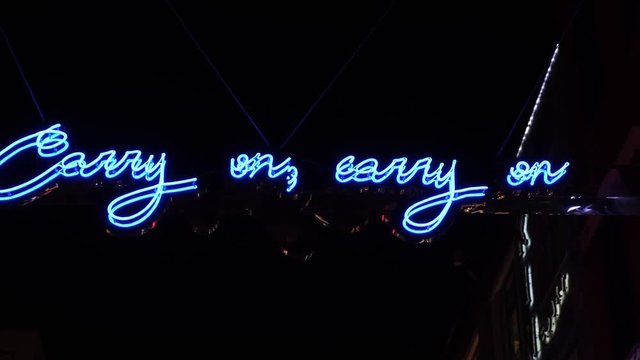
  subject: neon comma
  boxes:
[230,153,298,192]
[0,124,197,228]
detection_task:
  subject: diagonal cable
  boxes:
[0,24,46,123]
[164,0,271,148]
[279,1,395,149]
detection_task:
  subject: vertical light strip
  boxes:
[521,213,570,359]
[533,315,542,358]
[516,44,560,158]
[521,214,532,259]
[521,214,536,307]
[526,264,535,307]
[541,273,570,345]
[520,214,541,360]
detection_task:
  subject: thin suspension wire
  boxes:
[496,0,584,158]
[279,1,395,149]
[0,24,46,123]
[164,0,271,148]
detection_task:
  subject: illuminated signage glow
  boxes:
[335,155,488,236]
[230,153,298,192]
[519,214,542,358]
[0,125,574,237]
[0,124,198,228]
[507,160,569,187]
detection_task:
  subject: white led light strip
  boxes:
[516,44,560,158]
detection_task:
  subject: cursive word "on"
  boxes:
[230,153,298,192]
[507,160,570,186]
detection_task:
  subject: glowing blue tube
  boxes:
[506,161,570,186]
[230,153,298,192]
[0,124,68,167]
[0,163,61,200]
[403,185,488,235]
[0,124,198,228]
[334,155,488,236]
[107,177,197,228]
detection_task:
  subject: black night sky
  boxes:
[0,0,580,358]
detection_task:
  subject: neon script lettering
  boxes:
[335,156,488,235]
[230,153,298,192]
[0,124,198,228]
[507,160,569,186]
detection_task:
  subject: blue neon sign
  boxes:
[230,153,298,192]
[0,124,198,228]
[335,155,488,236]
[506,161,569,186]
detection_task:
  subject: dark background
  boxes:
[0,0,576,358]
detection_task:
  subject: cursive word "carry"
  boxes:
[335,155,488,236]
[0,124,198,228]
